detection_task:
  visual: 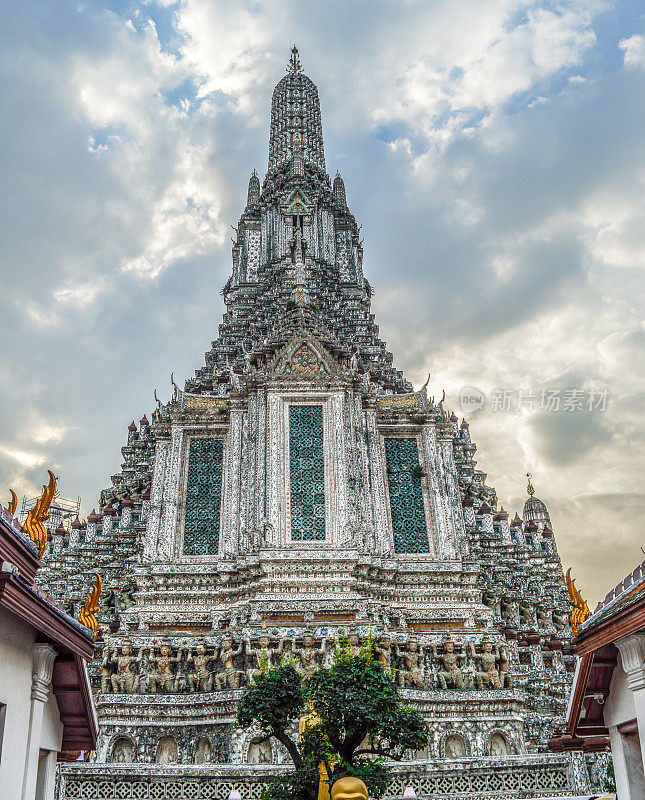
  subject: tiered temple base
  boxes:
[57,753,609,800]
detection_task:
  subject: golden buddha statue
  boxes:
[330,777,368,800]
[299,707,368,800]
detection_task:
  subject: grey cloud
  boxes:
[529,409,612,467]
[549,492,645,607]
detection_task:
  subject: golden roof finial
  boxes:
[526,472,535,497]
[288,45,302,74]
[7,489,17,517]
[565,567,591,636]
[22,470,56,558]
[78,572,102,639]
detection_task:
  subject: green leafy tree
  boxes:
[237,645,428,800]
[237,663,306,769]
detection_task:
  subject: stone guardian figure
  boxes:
[432,637,466,690]
[216,635,244,689]
[110,638,143,694]
[395,636,426,688]
[293,630,327,680]
[148,641,184,693]
[470,636,502,689]
[187,639,215,692]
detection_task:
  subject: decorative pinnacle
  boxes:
[526,472,535,497]
[565,567,591,635]
[288,45,302,74]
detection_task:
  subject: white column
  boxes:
[145,438,170,560]
[462,503,475,528]
[365,410,390,553]
[224,408,244,557]
[21,643,57,800]
[498,514,511,543]
[529,643,544,670]
[120,507,132,528]
[34,750,57,800]
[158,426,183,560]
[616,633,645,769]
[436,437,462,558]
[609,725,637,800]
[480,510,493,533]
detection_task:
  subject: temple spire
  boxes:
[333,171,347,206]
[288,45,302,74]
[247,169,260,206]
[268,49,326,174]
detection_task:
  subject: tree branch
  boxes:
[273,728,302,769]
[345,728,368,754]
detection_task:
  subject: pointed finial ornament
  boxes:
[79,572,102,639]
[565,567,591,635]
[526,472,535,497]
[288,45,302,74]
[7,489,17,517]
[22,470,57,558]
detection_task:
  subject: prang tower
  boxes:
[39,50,588,794]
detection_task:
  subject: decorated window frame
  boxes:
[378,428,435,557]
[177,430,228,560]
[267,391,346,548]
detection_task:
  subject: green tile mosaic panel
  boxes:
[289,405,325,540]
[183,438,224,555]
[384,437,429,553]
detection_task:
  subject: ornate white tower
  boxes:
[41,51,593,797]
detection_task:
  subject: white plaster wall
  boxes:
[0,612,36,796]
[0,611,63,800]
[604,650,645,800]
[604,652,637,729]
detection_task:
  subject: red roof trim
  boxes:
[564,595,645,746]
[0,512,96,752]
[0,573,94,660]
[567,652,594,736]
[576,594,645,656]
[0,515,40,582]
[52,654,98,750]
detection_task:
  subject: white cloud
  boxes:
[0,446,47,470]
[580,184,645,270]
[121,143,225,278]
[55,279,107,306]
[173,1,285,114]
[27,421,72,446]
[25,302,60,328]
[619,34,645,68]
[366,1,600,154]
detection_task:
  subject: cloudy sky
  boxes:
[1,0,644,606]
